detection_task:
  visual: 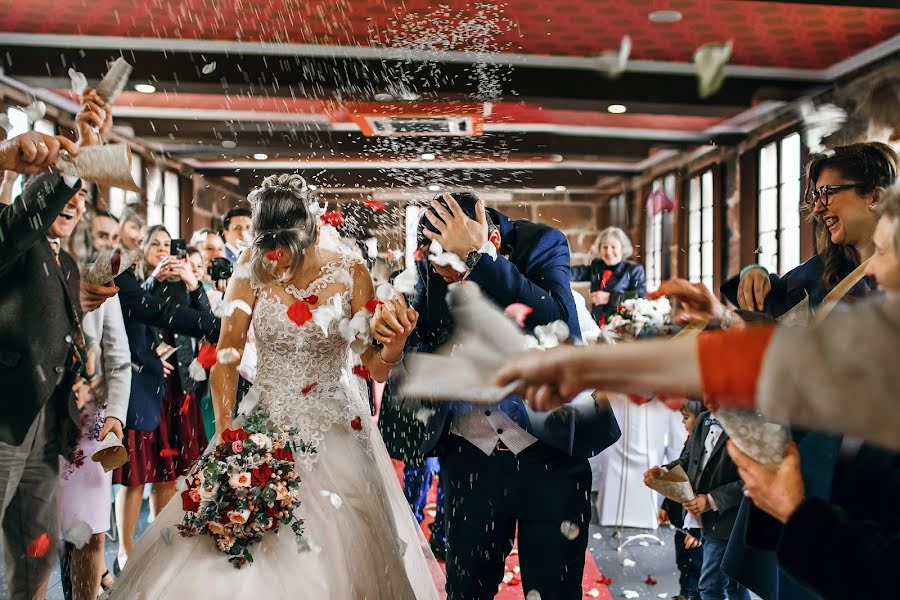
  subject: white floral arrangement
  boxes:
[602,297,673,341]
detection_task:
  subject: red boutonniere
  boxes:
[352,364,371,381]
[350,416,363,431]
[362,199,385,211]
[196,343,218,370]
[221,428,250,444]
[301,382,318,395]
[365,298,382,313]
[287,301,313,327]
[265,249,283,261]
[26,533,51,558]
[321,211,344,227]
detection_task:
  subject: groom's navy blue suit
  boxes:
[407,208,620,600]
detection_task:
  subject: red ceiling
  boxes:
[3,1,898,69]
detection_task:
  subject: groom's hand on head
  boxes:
[422,193,489,258]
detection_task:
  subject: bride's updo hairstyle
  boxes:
[247,173,318,286]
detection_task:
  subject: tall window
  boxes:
[405,205,421,267]
[688,170,714,290]
[609,193,627,228]
[146,166,163,226]
[163,171,181,237]
[645,174,675,289]
[5,107,28,198]
[758,132,802,275]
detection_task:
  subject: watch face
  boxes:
[465,250,480,269]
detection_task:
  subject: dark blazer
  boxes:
[570,258,647,323]
[408,208,621,460]
[115,268,220,431]
[665,411,744,540]
[774,443,900,600]
[0,174,81,445]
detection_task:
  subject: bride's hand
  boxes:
[371,298,417,348]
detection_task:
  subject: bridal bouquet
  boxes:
[178,410,310,568]
[602,297,673,341]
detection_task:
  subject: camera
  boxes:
[208,257,233,282]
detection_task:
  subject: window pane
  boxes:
[688,242,701,282]
[689,177,700,212]
[146,167,163,226]
[701,170,713,208]
[689,208,701,247]
[779,225,800,274]
[758,188,778,233]
[702,205,713,244]
[758,231,778,273]
[405,205,421,266]
[127,155,144,208]
[663,174,676,201]
[6,108,28,198]
[108,188,126,219]
[33,119,55,136]
[701,240,713,281]
[759,142,778,190]
[780,179,801,229]
[163,171,180,238]
[780,133,801,184]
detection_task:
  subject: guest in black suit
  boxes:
[0,105,115,599]
[570,226,647,325]
[648,411,749,600]
[372,192,620,600]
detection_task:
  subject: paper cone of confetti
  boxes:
[693,41,732,99]
[55,144,141,192]
[91,433,128,471]
[714,408,790,465]
[95,57,132,104]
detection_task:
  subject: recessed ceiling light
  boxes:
[374,93,394,102]
[607,104,628,114]
[549,154,564,162]
[134,83,156,94]
[421,153,436,161]
[648,10,682,23]
[221,140,237,149]
[253,153,268,160]
[555,185,567,192]
[427,184,441,192]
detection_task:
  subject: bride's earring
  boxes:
[869,203,878,211]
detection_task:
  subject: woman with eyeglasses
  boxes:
[718,141,898,600]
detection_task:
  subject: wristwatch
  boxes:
[465,249,482,270]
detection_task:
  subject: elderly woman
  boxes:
[571,226,646,325]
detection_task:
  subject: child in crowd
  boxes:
[646,406,749,600]
[658,399,704,600]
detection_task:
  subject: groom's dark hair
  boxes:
[416,191,498,248]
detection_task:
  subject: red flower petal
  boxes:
[265,249,283,261]
[27,533,51,558]
[503,303,533,328]
[598,574,613,585]
[303,295,319,305]
[321,211,344,227]
[365,298,382,313]
[301,382,318,395]
[645,575,657,585]
[159,448,180,458]
[287,301,313,327]
[414,246,426,262]
[180,392,194,415]
[352,364,371,381]
[350,416,362,431]
[363,199,385,211]
[196,343,218,370]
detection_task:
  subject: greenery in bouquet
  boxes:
[602,297,673,341]
[177,409,313,568]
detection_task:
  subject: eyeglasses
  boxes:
[809,183,867,207]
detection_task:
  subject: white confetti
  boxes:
[623,591,639,599]
[62,521,92,550]
[364,237,378,259]
[414,408,436,423]
[693,41,733,99]
[214,299,253,318]
[375,282,397,302]
[586,589,601,598]
[312,295,343,336]
[559,520,580,540]
[526,591,542,600]
[639,540,650,547]
[232,261,252,280]
[502,572,514,583]
[319,490,343,509]
[533,320,570,348]
[623,558,636,568]
[188,358,207,382]
[201,62,217,75]
[592,532,602,540]
[338,311,372,355]
[798,101,847,154]
[217,347,242,365]
[658,594,668,599]
[594,35,631,78]
[68,69,88,95]
[0,114,11,134]
[21,100,47,122]
[236,385,260,416]
[393,264,418,295]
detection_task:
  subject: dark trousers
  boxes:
[675,528,703,598]
[441,435,591,600]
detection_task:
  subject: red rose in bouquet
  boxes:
[181,488,201,512]
[272,447,294,462]
[251,463,274,487]
[221,428,249,444]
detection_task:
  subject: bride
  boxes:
[106,174,443,599]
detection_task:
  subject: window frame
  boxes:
[686,168,716,291]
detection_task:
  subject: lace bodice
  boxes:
[249,253,373,471]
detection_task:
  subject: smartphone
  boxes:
[170,238,187,260]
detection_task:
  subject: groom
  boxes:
[401,192,621,600]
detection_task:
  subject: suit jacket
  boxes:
[408,208,621,460]
[0,174,82,445]
[115,267,220,431]
[570,259,647,322]
[665,411,744,540]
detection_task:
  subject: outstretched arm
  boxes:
[209,265,256,435]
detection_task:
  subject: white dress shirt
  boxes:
[684,421,723,529]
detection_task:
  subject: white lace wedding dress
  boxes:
[106,253,443,599]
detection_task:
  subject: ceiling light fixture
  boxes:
[253,153,268,160]
[607,104,628,114]
[555,185,567,192]
[648,10,682,23]
[421,153,436,161]
[427,184,441,192]
[221,140,237,149]
[134,83,156,94]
